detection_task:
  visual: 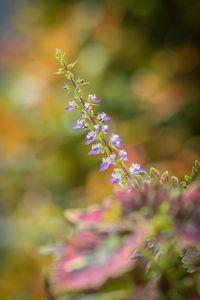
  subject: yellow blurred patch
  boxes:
[101,202,122,223]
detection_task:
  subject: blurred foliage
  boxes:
[0,0,200,299]
[47,168,200,300]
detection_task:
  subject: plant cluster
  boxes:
[43,51,200,300]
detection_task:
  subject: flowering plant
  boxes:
[43,50,200,300]
[54,49,146,188]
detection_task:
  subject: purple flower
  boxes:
[72,119,84,129]
[102,125,109,135]
[99,112,111,122]
[84,103,90,111]
[94,125,100,133]
[110,135,125,148]
[129,163,146,177]
[85,132,96,145]
[88,94,101,103]
[108,172,122,184]
[88,143,101,155]
[100,154,116,172]
[110,154,116,164]
[65,101,76,111]
[119,150,128,161]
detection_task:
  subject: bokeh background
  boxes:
[0,0,200,299]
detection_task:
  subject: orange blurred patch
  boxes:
[0,105,30,157]
[131,73,164,102]
[95,13,122,48]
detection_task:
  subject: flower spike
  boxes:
[55,49,146,186]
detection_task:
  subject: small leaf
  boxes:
[180,181,187,189]
[135,174,143,181]
[160,171,169,184]
[195,160,200,171]
[149,167,160,179]
[184,175,192,184]
[64,84,73,94]
[170,176,179,187]
[67,85,73,94]
[88,123,94,130]
[105,147,110,156]
[124,176,129,185]
[55,48,62,60]
[68,60,78,70]
[75,90,82,98]
[76,79,89,86]
[114,159,123,167]
[54,67,66,74]
[97,131,105,139]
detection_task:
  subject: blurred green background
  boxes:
[0,0,200,299]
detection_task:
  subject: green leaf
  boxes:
[184,175,192,184]
[180,181,187,189]
[105,147,110,156]
[75,90,82,98]
[195,160,200,171]
[64,84,73,93]
[124,176,129,185]
[114,158,123,167]
[88,123,94,130]
[110,144,118,151]
[135,174,143,180]
[55,48,62,60]
[54,67,66,74]
[170,176,179,187]
[149,167,160,179]
[68,60,78,70]
[160,171,169,184]
[97,131,105,139]
[76,79,89,86]
[66,85,73,94]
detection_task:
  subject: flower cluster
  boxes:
[55,49,145,186]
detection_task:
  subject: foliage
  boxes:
[46,162,200,300]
